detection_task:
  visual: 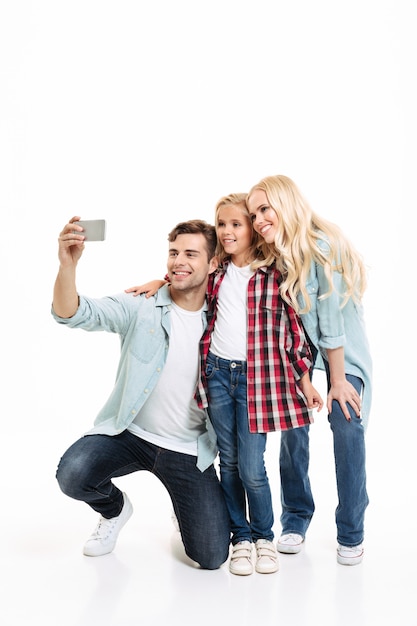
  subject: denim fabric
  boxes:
[280,373,368,547]
[56,431,231,569]
[51,287,216,472]
[205,352,274,544]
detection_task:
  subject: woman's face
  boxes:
[247,189,279,244]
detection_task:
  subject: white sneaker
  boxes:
[276,533,304,554]
[255,539,279,574]
[337,543,364,565]
[83,493,133,557]
[229,541,253,576]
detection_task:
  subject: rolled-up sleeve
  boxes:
[316,262,346,351]
[51,294,131,334]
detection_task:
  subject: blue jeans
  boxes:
[205,353,274,545]
[56,430,230,569]
[280,373,368,547]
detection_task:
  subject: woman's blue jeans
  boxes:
[206,352,274,545]
[56,430,231,569]
[280,373,368,547]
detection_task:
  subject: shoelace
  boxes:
[281,534,301,544]
[90,516,118,540]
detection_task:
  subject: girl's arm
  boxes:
[125,279,167,298]
[298,372,323,411]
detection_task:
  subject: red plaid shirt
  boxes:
[196,261,314,432]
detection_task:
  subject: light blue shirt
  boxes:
[51,285,217,471]
[298,246,373,430]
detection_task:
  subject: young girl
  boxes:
[246,174,372,566]
[127,194,323,576]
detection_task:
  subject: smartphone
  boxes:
[74,219,106,241]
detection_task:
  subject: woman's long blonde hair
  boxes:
[248,175,367,313]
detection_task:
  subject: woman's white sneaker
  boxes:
[337,543,364,565]
[83,493,133,557]
[276,533,304,554]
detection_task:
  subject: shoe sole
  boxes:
[337,554,363,566]
[276,542,303,554]
[255,564,279,574]
[229,567,253,576]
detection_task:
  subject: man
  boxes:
[52,216,230,569]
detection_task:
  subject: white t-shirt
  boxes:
[128,301,206,456]
[210,262,254,360]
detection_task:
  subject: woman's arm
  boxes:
[326,346,361,420]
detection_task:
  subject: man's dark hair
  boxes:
[168,220,217,262]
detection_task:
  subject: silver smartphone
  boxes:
[74,219,106,241]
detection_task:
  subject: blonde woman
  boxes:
[247,175,372,566]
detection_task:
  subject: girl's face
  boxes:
[216,204,253,266]
[247,189,279,244]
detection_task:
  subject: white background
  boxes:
[1,2,416,625]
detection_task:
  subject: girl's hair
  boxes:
[248,175,367,313]
[214,193,263,265]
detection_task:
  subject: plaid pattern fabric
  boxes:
[196,261,314,432]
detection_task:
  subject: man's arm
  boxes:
[52,216,86,318]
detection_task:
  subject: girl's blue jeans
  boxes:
[280,372,368,547]
[206,352,274,545]
[56,430,231,569]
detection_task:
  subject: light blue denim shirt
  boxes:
[298,245,373,430]
[51,285,217,471]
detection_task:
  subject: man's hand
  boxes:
[53,216,85,318]
[58,215,86,268]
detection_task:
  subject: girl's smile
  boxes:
[216,204,254,267]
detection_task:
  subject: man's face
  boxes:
[167,233,216,293]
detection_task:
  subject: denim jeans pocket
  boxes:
[205,361,217,380]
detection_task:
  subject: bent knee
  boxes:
[56,455,90,499]
[193,546,229,570]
